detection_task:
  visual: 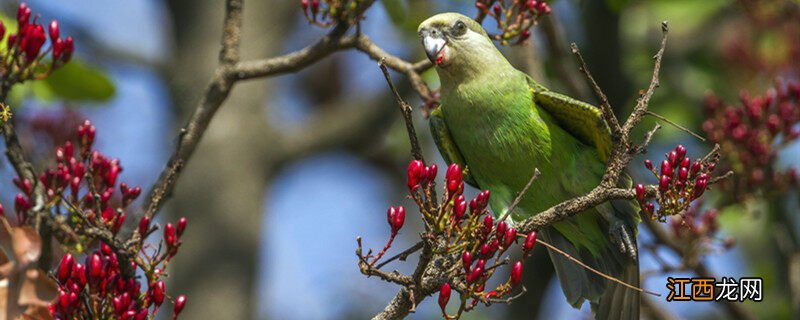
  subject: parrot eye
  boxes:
[452,21,467,36]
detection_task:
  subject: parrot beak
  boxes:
[423,35,447,65]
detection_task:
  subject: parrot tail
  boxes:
[541,227,640,320]
[593,254,640,320]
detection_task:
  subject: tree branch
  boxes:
[142,0,433,220]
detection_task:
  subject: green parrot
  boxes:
[418,13,641,319]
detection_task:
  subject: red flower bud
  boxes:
[690,161,702,177]
[454,196,467,220]
[495,221,507,241]
[151,281,165,306]
[475,259,486,272]
[661,160,673,178]
[540,2,552,13]
[58,253,74,283]
[523,231,537,252]
[680,157,691,169]
[446,163,462,195]
[644,159,653,170]
[678,167,689,182]
[114,212,126,233]
[675,145,686,162]
[489,239,499,256]
[61,36,74,62]
[467,266,483,284]
[693,175,708,198]
[393,206,405,233]
[421,164,437,186]
[480,243,491,258]
[504,227,517,248]
[138,215,150,237]
[48,20,59,41]
[23,23,46,62]
[518,30,531,43]
[177,217,188,236]
[482,215,493,234]
[406,160,423,191]
[659,175,671,193]
[173,295,187,319]
[462,251,472,273]
[17,3,31,27]
[15,194,30,215]
[477,190,490,208]
[438,283,451,313]
[511,261,523,287]
[165,223,177,247]
[667,150,678,166]
[635,184,646,203]
[89,253,102,279]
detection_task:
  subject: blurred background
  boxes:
[0,0,798,319]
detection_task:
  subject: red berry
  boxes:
[151,281,166,306]
[511,261,523,287]
[177,217,188,236]
[48,20,59,41]
[438,283,451,313]
[635,184,646,203]
[58,253,74,283]
[523,231,537,252]
[462,251,472,273]
[173,295,187,319]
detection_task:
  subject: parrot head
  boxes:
[418,13,511,81]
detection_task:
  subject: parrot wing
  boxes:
[429,107,479,188]
[527,77,613,162]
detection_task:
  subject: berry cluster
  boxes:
[474,0,551,46]
[3,120,189,319]
[52,250,187,320]
[702,80,799,197]
[1,3,74,83]
[300,0,368,28]
[635,145,720,222]
[359,161,537,319]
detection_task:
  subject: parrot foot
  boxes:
[609,220,638,261]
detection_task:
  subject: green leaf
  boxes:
[42,61,115,102]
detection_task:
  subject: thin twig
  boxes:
[570,43,622,139]
[537,239,660,297]
[379,58,425,162]
[498,169,540,223]
[376,241,424,269]
[645,110,706,141]
[634,123,662,154]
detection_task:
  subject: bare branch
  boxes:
[380,59,425,162]
[376,241,424,269]
[220,0,243,65]
[570,42,622,138]
[645,110,706,141]
[498,169,540,223]
[538,239,660,296]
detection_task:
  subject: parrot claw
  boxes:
[609,220,637,261]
